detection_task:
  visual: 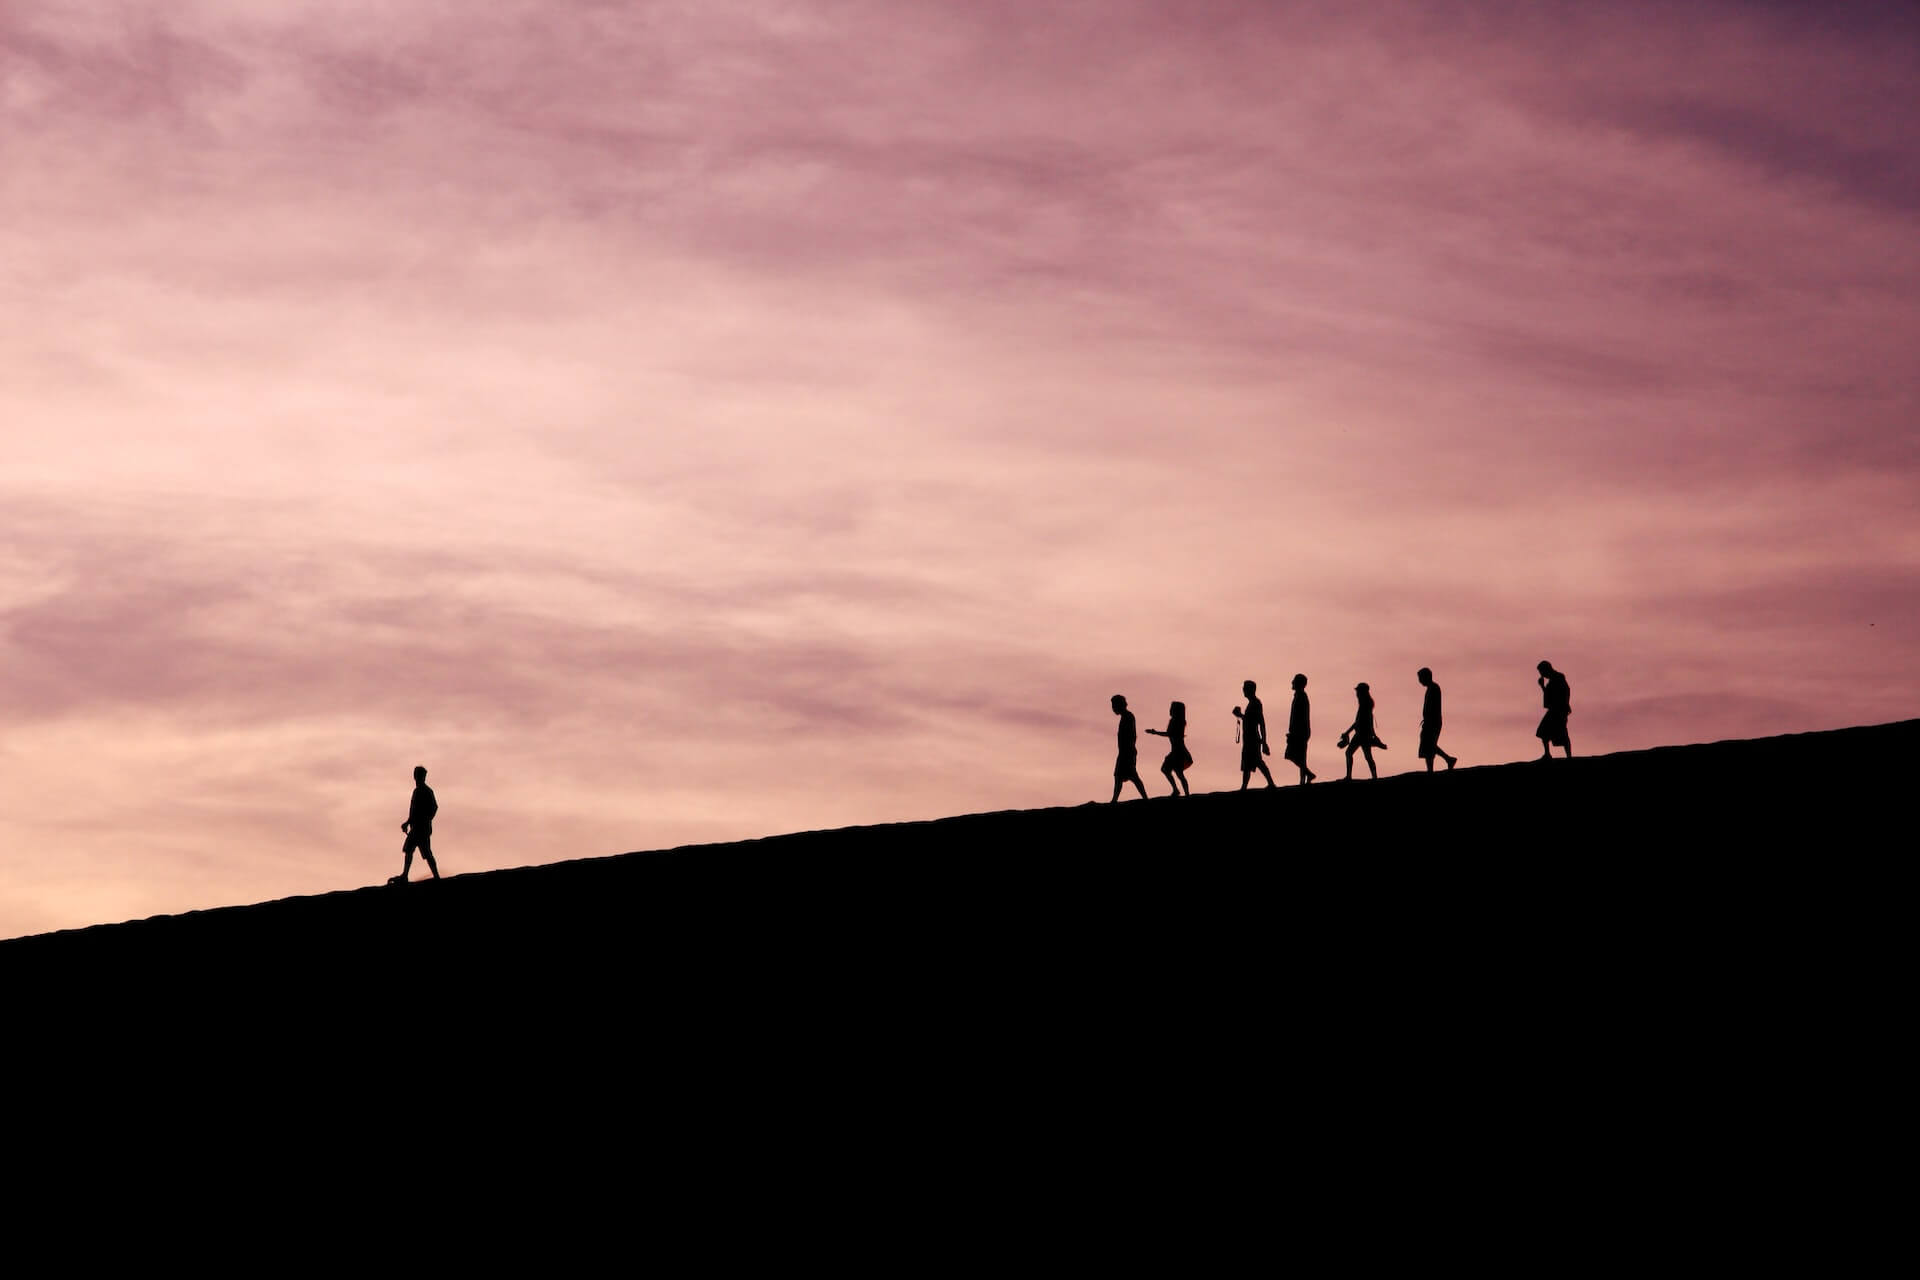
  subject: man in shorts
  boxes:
[1416,668,1458,772]
[391,765,442,884]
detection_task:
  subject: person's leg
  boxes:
[1161,763,1179,794]
[1131,772,1149,800]
[1345,744,1356,779]
[1241,770,1251,791]
[1425,752,1435,772]
[1443,744,1457,768]
[1110,778,1122,802]
[1539,734,1552,760]
[1562,738,1573,758]
[420,837,439,879]
[1362,745,1377,779]
[1257,762,1274,787]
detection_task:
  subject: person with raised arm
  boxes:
[1144,700,1193,796]
[1535,661,1572,759]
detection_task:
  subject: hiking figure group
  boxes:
[1106,662,1571,799]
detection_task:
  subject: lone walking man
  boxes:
[391,765,441,884]
[1535,661,1572,759]
[1416,667,1458,772]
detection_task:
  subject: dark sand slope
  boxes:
[10,721,1908,992]
[8,722,1906,1233]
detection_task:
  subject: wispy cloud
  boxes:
[3,1,1916,935]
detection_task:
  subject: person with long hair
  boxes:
[1144,700,1193,796]
[1338,682,1387,780]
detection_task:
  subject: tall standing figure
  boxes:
[1110,695,1149,803]
[1235,680,1276,790]
[1285,673,1315,784]
[392,765,441,885]
[1416,667,1458,772]
[1536,661,1572,759]
[1144,700,1193,796]
[1339,683,1387,780]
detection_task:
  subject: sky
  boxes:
[3,0,1916,937]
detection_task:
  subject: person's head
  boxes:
[1417,667,1432,685]
[1537,660,1554,676]
[1292,673,1306,691]
[1355,682,1370,700]
[1242,679,1256,697]
[413,765,428,783]
[1111,694,1127,714]
[1169,700,1185,720]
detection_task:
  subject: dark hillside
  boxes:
[13,720,1908,1010]
[10,723,1906,1234]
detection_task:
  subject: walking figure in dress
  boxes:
[1143,700,1193,796]
[1416,667,1458,772]
[1535,661,1572,759]
[1284,673,1315,784]
[1110,695,1150,802]
[1233,680,1276,790]
[1337,682,1387,780]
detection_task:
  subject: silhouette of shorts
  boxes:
[1536,710,1570,747]
[1284,734,1307,767]
[1418,725,1441,759]
[1114,750,1138,779]
[1163,745,1193,773]
[404,829,433,855]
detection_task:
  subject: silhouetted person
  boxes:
[1338,682,1387,780]
[1285,673,1315,784]
[1234,680,1275,790]
[1144,700,1192,796]
[1536,661,1572,759]
[391,765,440,884]
[1416,667,1458,772]
[1110,695,1149,802]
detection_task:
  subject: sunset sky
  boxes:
[4,1,1916,936]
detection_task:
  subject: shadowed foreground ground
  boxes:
[8,722,1907,1237]
[12,721,1906,1013]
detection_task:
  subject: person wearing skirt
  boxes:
[1144,700,1193,796]
[1535,661,1572,759]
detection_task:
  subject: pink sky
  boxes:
[4,1,1916,936]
